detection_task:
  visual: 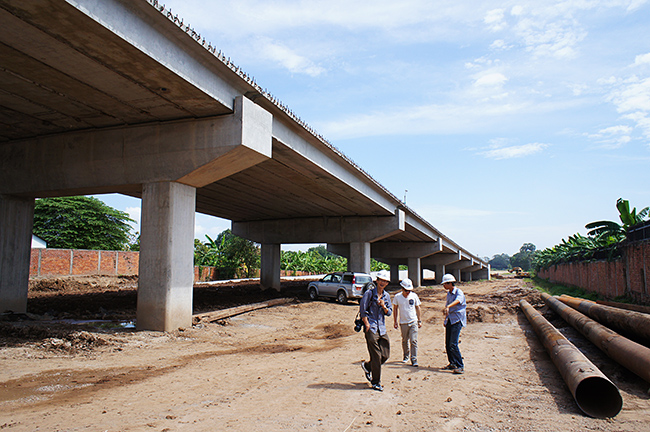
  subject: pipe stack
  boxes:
[519,299,622,418]
[558,294,650,346]
[543,293,650,384]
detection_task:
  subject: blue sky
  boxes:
[97,0,650,259]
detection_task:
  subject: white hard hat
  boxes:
[441,274,456,284]
[400,278,414,290]
[376,269,390,281]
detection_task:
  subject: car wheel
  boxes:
[308,287,318,301]
[337,290,348,304]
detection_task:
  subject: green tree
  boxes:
[533,198,648,272]
[33,196,134,250]
[194,230,260,279]
[488,253,510,270]
[307,245,336,258]
[510,243,536,271]
[128,232,140,251]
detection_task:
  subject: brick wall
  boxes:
[537,239,650,303]
[30,249,139,277]
[31,249,319,282]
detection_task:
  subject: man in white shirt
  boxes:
[392,278,422,367]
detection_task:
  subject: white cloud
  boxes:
[606,76,650,138]
[511,5,524,16]
[126,206,141,232]
[633,53,650,66]
[474,72,508,87]
[611,77,650,113]
[489,39,509,50]
[320,99,533,138]
[480,143,548,159]
[194,215,231,241]
[484,8,506,32]
[258,39,326,76]
[587,125,633,148]
[598,125,633,135]
[513,17,585,59]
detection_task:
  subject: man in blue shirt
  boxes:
[442,273,466,374]
[360,269,393,391]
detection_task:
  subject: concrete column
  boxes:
[137,182,196,331]
[349,242,371,273]
[389,264,400,285]
[0,195,35,313]
[473,266,490,281]
[435,265,445,284]
[452,269,461,282]
[407,257,422,287]
[261,243,281,291]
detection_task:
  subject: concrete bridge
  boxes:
[0,0,489,331]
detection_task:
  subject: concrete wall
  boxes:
[537,239,650,304]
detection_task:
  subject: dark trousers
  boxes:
[445,321,464,368]
[364,330,390,385]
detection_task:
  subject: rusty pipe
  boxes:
[543,293,650,385]
[519,299,622,418]
[596,300,650,315]
[558,294,650,346]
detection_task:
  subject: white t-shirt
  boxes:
[392,291,421,324]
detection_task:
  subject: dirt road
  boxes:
[1,277,649,431]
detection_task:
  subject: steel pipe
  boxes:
[519,299,622,418]
[559,294,650,346]
[596,300,650,316]
[543,293,650,385]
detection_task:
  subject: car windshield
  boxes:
[356,275,371,284]
[342,275,353,283]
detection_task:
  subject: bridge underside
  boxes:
[0,0,488,331]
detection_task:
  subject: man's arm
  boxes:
[393,299,399,328]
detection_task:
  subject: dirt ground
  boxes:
[1,276,649,431]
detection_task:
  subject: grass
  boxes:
[530,277,601,301]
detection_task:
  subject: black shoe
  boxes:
[452,367,464,374]
[443,364,455,370]
[372,383,383,392]
[361,362,371,382]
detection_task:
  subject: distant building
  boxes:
[31,235,46,249]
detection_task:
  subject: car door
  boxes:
[321,273,341,297]
[317,273,335,297]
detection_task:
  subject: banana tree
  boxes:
[585,198,649,241]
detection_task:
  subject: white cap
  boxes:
[441,274,456,284]
[400,278,413,290]
[376,269,390,281]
